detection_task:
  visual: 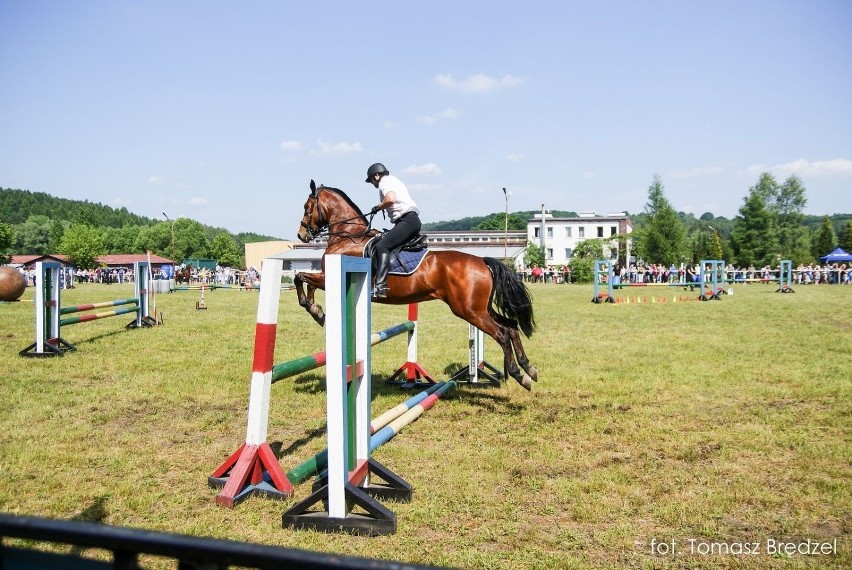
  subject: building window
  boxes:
[611,227,617,236]
[597,226,604,238]
[565,227,572,237]
[546,248,553,259]
[565,248,572,258]
[534,228,540,238]
[579,227,585,238]
[546,227,553,238]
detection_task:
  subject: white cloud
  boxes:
[580,170,595,179]
[280,140,302,151]
[382,121,397,130]
[187,197,208,206]
[416,107,460,125]
[507,153,525,163]
[745,158,852,177]
[402,162,443,176]
[313,140,366,156]
[435,73,524,93]
[148,175,165,184]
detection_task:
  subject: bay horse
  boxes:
[175,264,194,285]
[294,180,539,390]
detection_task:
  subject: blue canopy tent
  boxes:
[819,247,852,263]
[819,247,851,284]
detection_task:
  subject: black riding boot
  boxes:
[373,253,390,299]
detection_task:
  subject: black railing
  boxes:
[0,514,444,570]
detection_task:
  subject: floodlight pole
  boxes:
[163,212,175,263]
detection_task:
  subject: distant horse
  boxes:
[175,264,194,285]
[294,180,539,390]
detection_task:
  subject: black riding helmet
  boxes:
[365,162,389,182]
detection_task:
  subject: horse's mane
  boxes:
[319,186,366,219]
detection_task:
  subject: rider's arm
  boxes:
[374,191,396,211]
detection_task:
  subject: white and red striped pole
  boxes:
[210,257,293,507]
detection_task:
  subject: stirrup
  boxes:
[372,286,388,300]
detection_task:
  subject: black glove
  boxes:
[369,205,382,215]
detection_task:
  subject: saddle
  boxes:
[364,234,429,276]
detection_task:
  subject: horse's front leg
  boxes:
[294,271,327,326]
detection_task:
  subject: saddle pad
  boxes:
[390,248,428,276]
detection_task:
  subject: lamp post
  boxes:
[162,212,175,263]
[502,187,510,262]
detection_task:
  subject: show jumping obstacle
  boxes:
[592,260,616,303]
[776,260,795,293]
[209,256,441,509]
[20,261,156,357]
[281,254,428,535]
[592,259,731,304]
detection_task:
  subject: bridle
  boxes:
[300,188,377,242]
[299,193,325,241]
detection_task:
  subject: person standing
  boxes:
[365,162,421,299]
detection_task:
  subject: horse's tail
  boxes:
[484,257,536,338]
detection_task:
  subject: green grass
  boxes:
[1,280,849,569]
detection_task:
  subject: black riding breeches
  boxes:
[375,212,421,255]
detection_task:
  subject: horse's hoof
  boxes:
[529,366,539,382]
[519,376,532,391]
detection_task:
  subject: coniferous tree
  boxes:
[710,230,724,260]
[731,190,779,266]
[812,216,837,259]
[838,221,852,253]
[637,175,686,265]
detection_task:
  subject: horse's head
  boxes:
[298,180,326,243]
[297,180,368,243]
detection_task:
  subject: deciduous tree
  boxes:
[58,224,104,269]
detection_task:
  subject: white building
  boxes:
[528,209,633,266]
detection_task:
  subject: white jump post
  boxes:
[450,324,503,387]
[282,254,411,536]
[210,257,295,507]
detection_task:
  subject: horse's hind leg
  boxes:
[462,313,532,391]
[493,313,539,382]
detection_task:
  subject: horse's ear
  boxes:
[309,180,317,196]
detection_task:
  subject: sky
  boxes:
[1,1,851,240]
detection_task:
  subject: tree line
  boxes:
[0,188,278,268]
[2,177,850,271]
[631,172,851,268]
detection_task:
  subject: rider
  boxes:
[365,162,421,299]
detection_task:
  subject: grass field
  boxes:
[1,278,849,569]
